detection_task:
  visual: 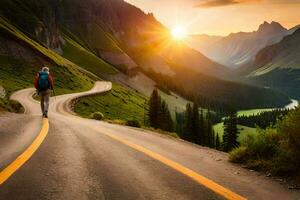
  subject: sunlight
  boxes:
[171,26,187,40]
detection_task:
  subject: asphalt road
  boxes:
[0,82,299,200]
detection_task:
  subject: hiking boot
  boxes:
[43,112,48,118]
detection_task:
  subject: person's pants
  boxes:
[40,90,51,115]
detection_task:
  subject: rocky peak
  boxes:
[257,21,287,35]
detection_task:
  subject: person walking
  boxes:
[34,67,54,118]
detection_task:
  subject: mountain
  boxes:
[0,0,291,111]
[289,24,300,34]
[188,21,298,69]
[245,28,300,99]
[186,34,222,52]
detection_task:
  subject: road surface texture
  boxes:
[0,82,299,200]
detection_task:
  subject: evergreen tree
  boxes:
[206,109,215,147]
[148,89,161,128]
[215,133,220,150]
[199,109,205,145]
[222,111,239,152]
[183,103,193,141]
[148,89,174,132]
[159,100,173,132]
[192,101,200,144]
[175,111,184,136]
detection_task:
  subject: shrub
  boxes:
[229,107,300,176]
[229,146,248,163]
[126,119,141,128]
[0,98,24,113]
[90,112,104,120]
[9,100,24,113]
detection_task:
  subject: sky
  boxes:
[125,0,300,36]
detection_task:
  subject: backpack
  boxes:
[38,71,50,91]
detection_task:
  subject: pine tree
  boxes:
[148,89,161,128]
[206,109,215,147]
[222,111,239,152]
[215,133,220,150]
[183,103,193,141]
[175,111,184,136]
[159,100,173,131]
[192,101,200,143]
[199,109,205,145]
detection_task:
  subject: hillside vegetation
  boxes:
[74,84,148,126]
[213,122,256,143]
[0,0,292,113]
[230,106,300,177]
[61,34,118,78]
[0,17,95,111]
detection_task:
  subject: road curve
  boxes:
[0,81,299,200]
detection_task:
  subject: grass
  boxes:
[61,34,119,77]
[213,122,257,143]
[230,107,300,178]
[85,22,123,53]
[0,17,98,80]
[237,108,274,117]
[74,84,149,126]
[0,55,93,95]
[158,90,192,120]
[0,17,95,111]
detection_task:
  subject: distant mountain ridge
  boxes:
[245,28,300,99]
[188,21,298,69]
[254,28,300,71]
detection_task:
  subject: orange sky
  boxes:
[125,0,300,36]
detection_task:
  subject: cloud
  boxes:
[195,0,300,8]
[195,0,240,8]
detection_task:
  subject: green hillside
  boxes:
[0,17,95,110]
[213,122,257,143]
[61,34,118,78]
[74,84,148,126]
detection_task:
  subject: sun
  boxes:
[171,26,187,40]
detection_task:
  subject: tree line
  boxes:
[141,66,288,113]
[237,108,290,129]
[148,89,173,132]
[148,89,241,152]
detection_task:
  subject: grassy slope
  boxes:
[61,34,119,78]
[0,17,95,78]
[85,23,123,53]
[74,84,148,125]
[0,17,94,111]
[158,90,191,120]
[213,122,257,143]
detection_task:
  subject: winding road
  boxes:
[0,82,299,200]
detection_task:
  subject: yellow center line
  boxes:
[0,118,49,185]
[93,128,247,200]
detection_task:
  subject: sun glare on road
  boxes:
[171,26,187,41]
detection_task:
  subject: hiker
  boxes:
[34,67,54,118]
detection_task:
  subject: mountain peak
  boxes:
[258,21,287,35]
